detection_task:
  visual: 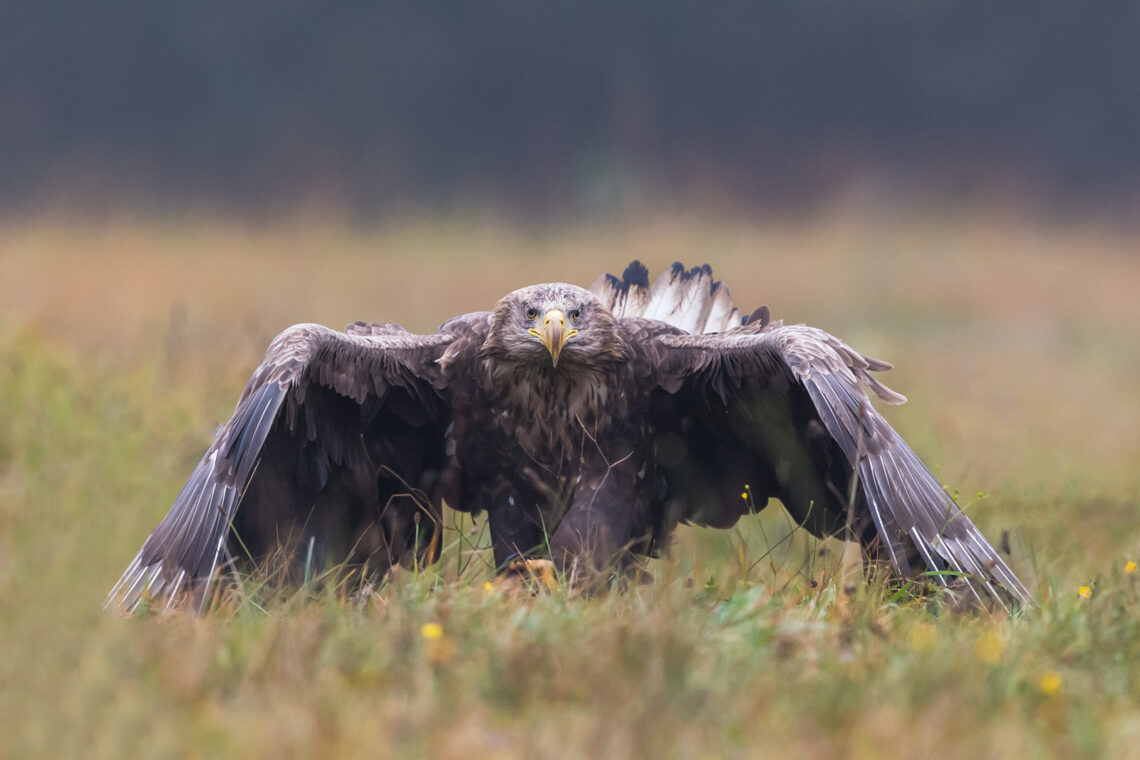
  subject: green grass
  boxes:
[2,213,1139,758]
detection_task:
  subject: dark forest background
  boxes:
[3,2,1139,218]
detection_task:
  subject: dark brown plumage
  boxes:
[108,261,1030,611]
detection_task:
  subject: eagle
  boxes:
[108,261,1030,611]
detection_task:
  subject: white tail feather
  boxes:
[591,261,744,335]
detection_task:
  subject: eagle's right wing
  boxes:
[645,321,1030,609]
[107,319,479,613]
[597,259,1028,608]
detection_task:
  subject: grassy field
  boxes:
[1,212,1139,758]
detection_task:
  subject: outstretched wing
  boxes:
[640,320,1030,608]
[108,319,478,612]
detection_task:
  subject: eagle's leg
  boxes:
[487,503,549,569]
[545,463,646,588]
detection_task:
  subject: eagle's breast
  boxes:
[478,357,626,465]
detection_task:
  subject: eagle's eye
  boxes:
[524,306,538,320]
[568,308,582,322]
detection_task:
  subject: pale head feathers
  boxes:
[481,283,626,369]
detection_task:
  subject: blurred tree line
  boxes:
[3,2,1138,217]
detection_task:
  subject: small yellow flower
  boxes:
[909,623,937,651]
[740,491,748,500]
[1126,561,1137,574]
[484,581,495,592]
[1038,670,1062,695]
[974,630,1005,664]
[421,622,444,640]
[1078,585,1092,600]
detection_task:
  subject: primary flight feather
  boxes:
[109,261,1030,611]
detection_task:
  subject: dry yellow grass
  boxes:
[2,210,1138,758]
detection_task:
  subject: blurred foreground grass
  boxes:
[1,212,1139,758]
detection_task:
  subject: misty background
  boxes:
[3,3,1139,219]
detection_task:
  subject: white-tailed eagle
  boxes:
[109,262,1030,611]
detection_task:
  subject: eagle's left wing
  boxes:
[642,321,1031,609]
[106,319,475,613]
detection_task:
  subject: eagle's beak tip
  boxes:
[533,308,575,367]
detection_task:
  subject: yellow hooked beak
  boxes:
[528,308,579,367]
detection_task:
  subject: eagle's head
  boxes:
[483,283,626,370]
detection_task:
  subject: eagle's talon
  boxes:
[494,558,558,594]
